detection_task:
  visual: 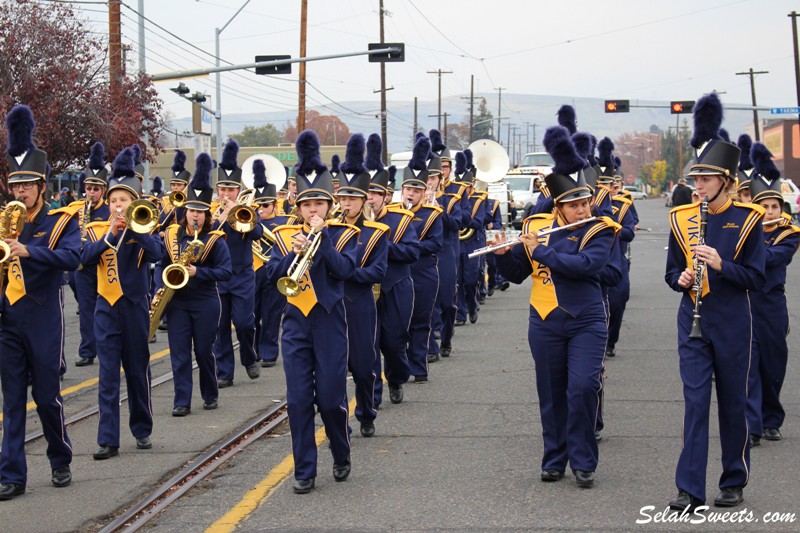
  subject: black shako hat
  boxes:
[688,93,740,180]
[543,125,592,204]
[6,105,48,185]
[337,133,371,198]
[185,152,214,210]
[402,135,431,189]
[749,142,783,204]
[294,129,334,202]
[85,141,109,187]
[366,133,390,194]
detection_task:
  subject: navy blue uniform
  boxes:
[429,182,464,356]
[82,220,166,448]
[73,199,111,362]
[457,192,487,322]
[372,205,419,403]
[267,221,359,481]
[253,213,295,365]
[606,195,636,351]
[497,214,617,475]
[344,218,389,424]
[0,205,79,487]
[746,218,799,437]
[406,203,443,379]
[210,202,263,381]
[484,198,504,293]
[665,198,765,502]
[162,225,231,409]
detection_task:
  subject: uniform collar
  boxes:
[708,196,732,215]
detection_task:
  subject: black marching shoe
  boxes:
[172,406,191,417]
[427,352,440,363]
[246,364,260,379]
[541,469,564,482]
[499,281,510,291]
[260,360,277,368]
[75,356,94,367]
[414,374,428,383]
[292,478,315,494]
[0,484,25,501]
[749,434,761,448]
[595,430,603,442]
[574,470,594,488]
[714,486,744,507]
[440,345,452,358]
[93,446,119,460]
[157,321,168,331]
[763,427,782,441]
[454,319,466,327]
[149,333,157,344]
[203,399,218,410]
[136,436,152,450]
[360,421,375,438]
[217,379,233,389]
[333,459,351,482]
[669,490,705,512]
[468,310,479,324]
[605,346,615,358]
[52,466,71,487]
[389,384,403,404]
[488,286,495,297]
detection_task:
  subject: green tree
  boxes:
[639,160,667,190]
[230,123,283,147]
[660,121,694,188]
[473,97,494,141]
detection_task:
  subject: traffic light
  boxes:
[604,100,630,113]
[670,101,695,114]
[368,42,405,62]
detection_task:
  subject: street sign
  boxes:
[770,107,800,114]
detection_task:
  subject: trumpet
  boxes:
[148,221,205,338]
[467,217,598,259]
[0,201,27,288]
[277,225,322,297]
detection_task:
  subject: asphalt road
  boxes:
[3,198,800,532]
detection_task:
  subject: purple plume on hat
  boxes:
[690,93,723,149]
[557,105,577,135]
[6,104,36,157]
[220,139,239,171]
[172,149,187,172]
[89,142,106,170]
[365,133,384,172]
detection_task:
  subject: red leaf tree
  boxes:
[0,0,164,197]
[283,111,351,146]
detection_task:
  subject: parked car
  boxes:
[504,168,545,229]
[623,186,648,200]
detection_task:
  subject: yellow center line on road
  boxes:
[1,346,172,423]
[206,395,359,533]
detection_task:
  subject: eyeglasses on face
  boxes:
[10,181,38,191]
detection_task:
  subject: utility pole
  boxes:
[531,123,537,152]
[137,0,149,181]
[443,112,450,145]
[413,96,418,144]
[297,0,308,133]
[496,87,506,146]
[460,78,479,143]
[736,68,769,141]
[523,122,531,153]
[789,11,800,128]
[108,0,122,89]
[427,69,452,130]
[378,0,389,163]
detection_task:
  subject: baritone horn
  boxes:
[168,190,186,208]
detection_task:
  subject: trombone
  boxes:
[218,188,257,233]
[168,190,186,208]
[104,199,160,251]
[467,217,598,259]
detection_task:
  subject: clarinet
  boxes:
[688,196,708,339]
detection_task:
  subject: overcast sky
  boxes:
[75,0,799,132]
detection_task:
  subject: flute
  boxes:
[468,217,598,259]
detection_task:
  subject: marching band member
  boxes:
[494,125,618,489]
[266,130,360,493]
[366,149,419,406]
[605,177,636,358]
[252,159,295,368]
[0,105,80,499]
[456,177,487,326]
[74,142,111,367]
[665,93,765,511]
[163,153,231,416]
[82,147,166,460]
[337,134,389,437]
[210,139,263,387]
[150,176,164,199]
[402,136,443,382]
[483,192,504,297]
[427,129,462,361]
[735,134,754,204]
[745,143,799,447]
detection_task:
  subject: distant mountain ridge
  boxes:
[171,92,754,153]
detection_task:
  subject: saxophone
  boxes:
[0,201,27,289]
[148,222,205,338]
[80,200,92,243]
[688,196,708,339]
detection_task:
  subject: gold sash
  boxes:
[523,216,558,319]
[274,226,319,317]
[88,222,124,305]
[5,257,26,304]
